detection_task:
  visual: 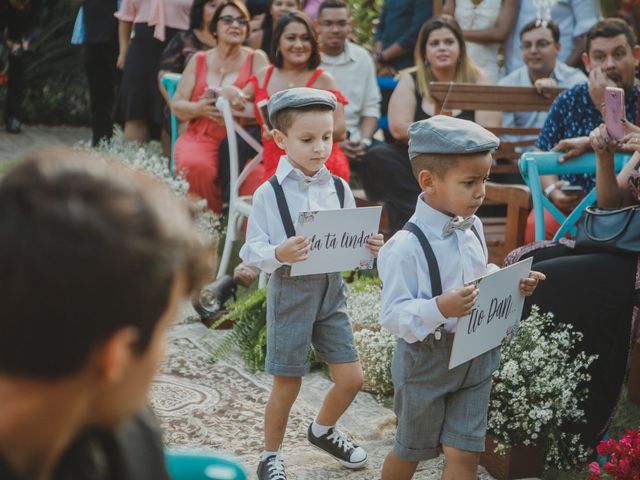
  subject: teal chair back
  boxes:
[376,76,398,131]
[518,151,632,241]
[161,73,183,176]
[165,450,247,480]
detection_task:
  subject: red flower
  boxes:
[592,428,640,479]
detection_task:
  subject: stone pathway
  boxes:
[151,318,497,480]
[0,125,91,163]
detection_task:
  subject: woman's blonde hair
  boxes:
[414,15,481,100]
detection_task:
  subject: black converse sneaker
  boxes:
[256,454,287,480]
[307,424,368,468]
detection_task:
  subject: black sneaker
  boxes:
[307,424,368,469]
[256,454,286,480]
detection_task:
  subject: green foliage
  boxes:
[0,2,89,124]
[210,288,268,373]
[347,0,382,47]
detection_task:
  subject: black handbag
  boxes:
[574,205,640,254]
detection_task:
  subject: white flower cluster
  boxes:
[346,277,394,395]
[76,131,222,240]
[488,305,597,469]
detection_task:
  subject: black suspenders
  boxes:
[402,221,485,297]
[268,175,345,238]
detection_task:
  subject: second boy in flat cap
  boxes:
[377,115,545,480]
[240,87,384,480]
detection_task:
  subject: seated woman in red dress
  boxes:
[225,10,350,183]
[170,0,268,213]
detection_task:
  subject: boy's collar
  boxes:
[415,194,475,239]
[274,155,329,184]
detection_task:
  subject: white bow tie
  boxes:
[294,168,331,188]
[442,216,475,236]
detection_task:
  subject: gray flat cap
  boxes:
[268,87,337,128]
[408,115,499,159]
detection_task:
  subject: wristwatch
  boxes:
[361,138,372,148]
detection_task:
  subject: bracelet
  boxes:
[374,52,385,63]
[361,138,372,148]
[544,183,558,197]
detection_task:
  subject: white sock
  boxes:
[311,420,333,437]
[261,450,279,461]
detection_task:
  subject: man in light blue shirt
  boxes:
[503,0,599,75]
[498,19,587,146]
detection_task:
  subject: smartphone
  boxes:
[257,99,273,130]
[560,185,586,197]
[204,85,219,102]
[604,86,625,140]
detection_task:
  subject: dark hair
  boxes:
[411,153,459,180]
[0,149,210,379]
[317,0,348,17]
[414,15,480,98]
[519,19,560,43]
[259,0,302,62]
[273,104,334,132]
[189,0,209,30]
[272,11,321,69]
[209,0,251,40]
[586,18,637,55]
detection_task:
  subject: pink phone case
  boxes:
[605,86,624,140]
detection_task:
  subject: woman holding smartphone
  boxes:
[503,120,640,451]
[171,0,268,213]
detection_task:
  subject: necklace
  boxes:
[215,48,243,85]
[284,68,309,88]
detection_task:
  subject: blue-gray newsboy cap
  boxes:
[408,115,499,159]
[268,87,337,128]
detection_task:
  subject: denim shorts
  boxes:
[265,267,359,377]
[392,331,500,462]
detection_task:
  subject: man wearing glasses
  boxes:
[316,0,381,163]
[498,20,587,147]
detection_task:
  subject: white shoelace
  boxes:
[327,429,354,452]
[267,454,286,480]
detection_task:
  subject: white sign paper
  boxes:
[448,257,533,369]
[289,206,382,276]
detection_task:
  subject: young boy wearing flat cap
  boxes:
[240,87,384,480]
[377,115,545,480]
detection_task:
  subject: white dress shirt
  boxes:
[320,41,381,142]
[239,156,356,274]
[378,195,498,343]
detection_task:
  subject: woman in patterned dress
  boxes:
[505,120,640,449]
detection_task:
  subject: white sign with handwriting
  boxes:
[289,206,382,276]
[449,257,533,369]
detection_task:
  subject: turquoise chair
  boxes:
[161,72,183,176]
[376,75,398,131]
[165,450,247,480]
[518,151,632,241]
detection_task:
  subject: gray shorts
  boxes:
[392,332,500,462]
[265,267,359,377]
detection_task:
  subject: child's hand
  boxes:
[519,271,546,296]
[275,236,311,264]
[436,285,479,318]
[366,233,384,257]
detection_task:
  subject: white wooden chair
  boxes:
[215,97,264,282]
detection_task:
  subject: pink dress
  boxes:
[115,0,191,41]
[174,51,264,213]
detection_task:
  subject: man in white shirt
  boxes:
[498,19,587,145]
[316,0,381,163]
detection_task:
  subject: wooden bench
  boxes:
[428,82,563,262]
